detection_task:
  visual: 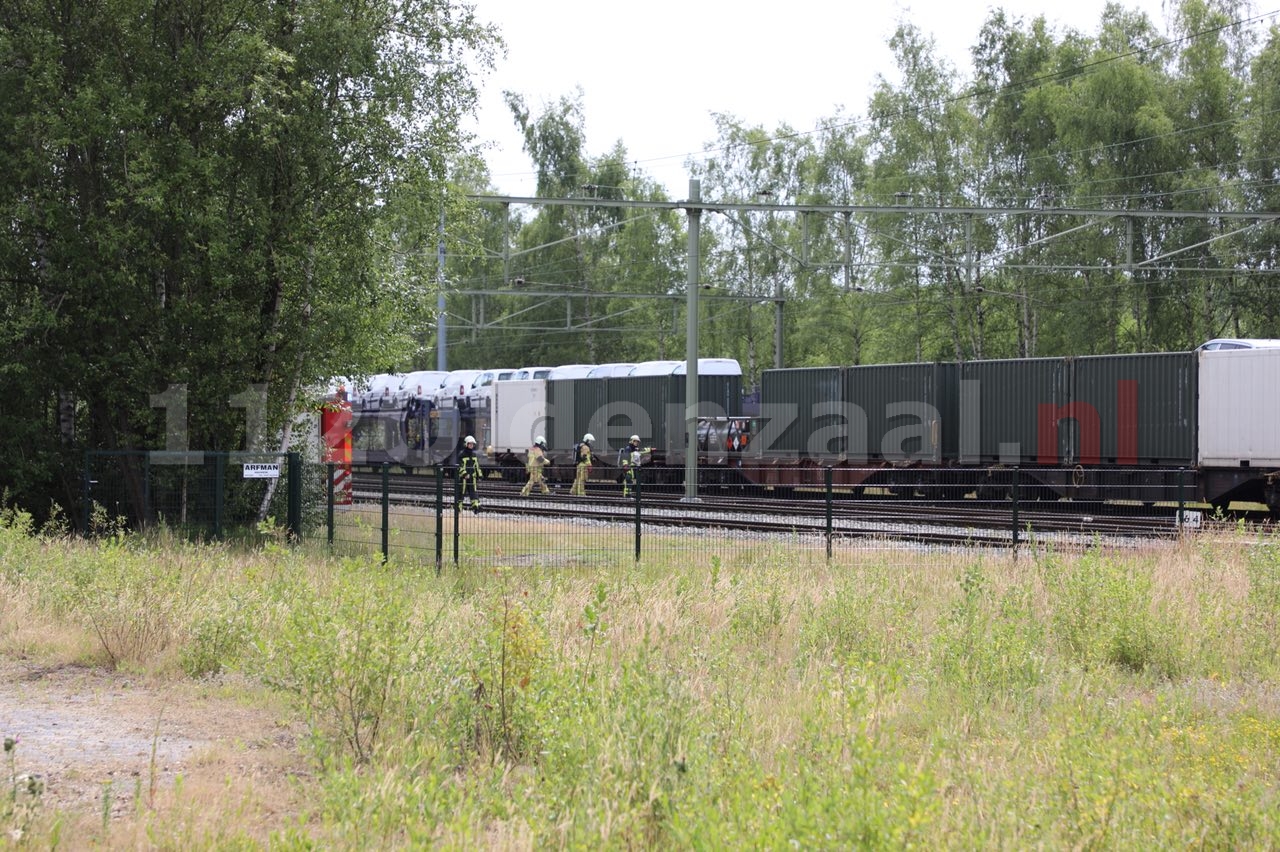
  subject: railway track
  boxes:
[348,471,1208,548]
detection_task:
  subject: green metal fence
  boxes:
[84,451,303,540]
[327,464,1199,572]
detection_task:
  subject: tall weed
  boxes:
[464,574,548,765]
[1050,551,1183,676]
[936,562,1046,698]
[257,557,435,763]
[799,562,917,667]
[1244,541,1280,672]
[67,539,184,669]
[669,661,936,847]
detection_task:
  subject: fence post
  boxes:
[452,467,460,565]
[435,464,444,575]
[326,462,335,546]
[82,452,92,535]
[213,452,225,540]
[381,462,390,563]
[143,451,152,529]
[634,476,642,563]
[286,452,301,543]
[825,466,833,561]
[1011,465,1021,554]
[1177,466,1186,534]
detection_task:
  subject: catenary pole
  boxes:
[685,179,701,502]
[437,203,447,371]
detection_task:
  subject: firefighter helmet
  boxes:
[629,435,640,444]
[583,433,595,444]
[464,435,476,446]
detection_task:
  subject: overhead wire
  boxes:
[458,10,1280,346]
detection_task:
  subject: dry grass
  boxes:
[5,515,1280,847]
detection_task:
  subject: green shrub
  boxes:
[1051,550,1182,676]
[936,562,1046,697]
[669,662,936,847]
[256,557,435,763]
[728,571,788,641]
[1244,542,1280,672]
[178,596,259,678]
[464,578,548,764]
[799,562,916,667]
[67,540,183,669]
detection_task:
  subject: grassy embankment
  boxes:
[2,506,1280,848]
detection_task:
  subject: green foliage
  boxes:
[64,540,184,669]
[936,562,1047,696]
[0,504,40,583]
[1244,542,1280,671]
[460,574,549,764]
[2,735,45,845]
[1050,551,1183,676]
[800,562,918,667]
[727,565,790,642]
[0,0,500,520]
[455,92,686,368]
[8,520,1280,846]
[668,662,937,847]
[256,557,434,764]
[178,596,258,679]
[580,580,608,687]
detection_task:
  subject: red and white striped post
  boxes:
[321,389,353,506]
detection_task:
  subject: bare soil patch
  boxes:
[0,657,307,825]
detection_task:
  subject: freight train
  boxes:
[337,348,1280,517]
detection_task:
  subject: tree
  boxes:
[697,115,814,382]
[1233,23,1280,335]
[865,23,983,362]
[471,91,682,368]
[0,0,499,521]
[791,114,872,366]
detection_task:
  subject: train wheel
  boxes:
[1265,483,1280,521]
[976,484,1012,502]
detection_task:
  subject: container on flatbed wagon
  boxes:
[758,367,842,457]
[1073,352,1197,466]
[488,379,548,454]
[1198,348,1280,468]
[958,357,1070,465]
[842,361,958,463]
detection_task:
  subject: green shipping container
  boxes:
[759,367,843,456]
[842,362,958,462]
[1071,352,1197,465]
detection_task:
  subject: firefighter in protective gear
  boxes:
[570,433,594,496]
[618,434,652,497]
[521,436,551,496]
[458,435,482,510]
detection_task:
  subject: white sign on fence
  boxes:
[1176,510,1202,529]
[243,462,281,479]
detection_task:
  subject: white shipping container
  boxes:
[1198,349,1280,467]
[492,380,548,453]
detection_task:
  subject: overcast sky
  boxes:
[464,0,1186,199]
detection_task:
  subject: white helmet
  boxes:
[583,433,595,443]
[464,435,476,446]
[534,435,546,445]
[629,435,640,443]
